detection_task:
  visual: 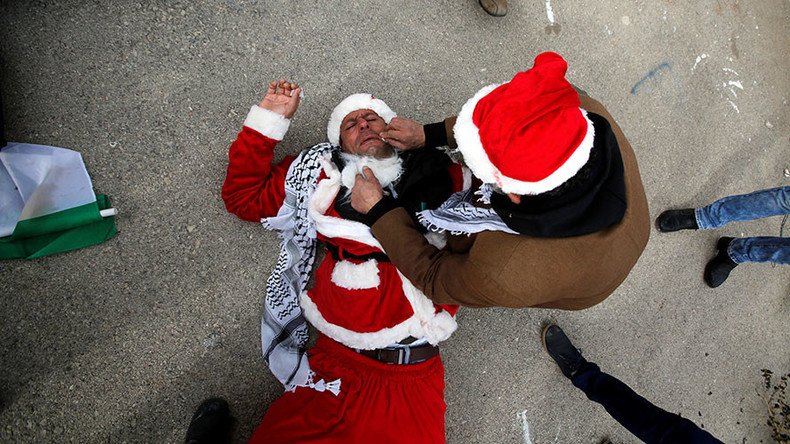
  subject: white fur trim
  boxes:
[454,82,596,195]
[308,157,383,249]
[398,271,457,345]
[300,291,423,350]
[331,259,380,290]
[327,93,397,146]
[339,153,403,190]
[244,105,291,141]
[453,83,502,185]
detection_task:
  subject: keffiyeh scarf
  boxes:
[417,185,518,235]
[260,142,340,393]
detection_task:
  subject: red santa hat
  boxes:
[327,93,397,146]
[453,52,595,195]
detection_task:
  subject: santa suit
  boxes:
[221,105,462,443]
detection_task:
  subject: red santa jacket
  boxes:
[222,107,459,350]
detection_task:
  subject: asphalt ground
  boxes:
[1,1,788,443]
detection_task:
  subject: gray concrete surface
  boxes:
[1,0,788,442]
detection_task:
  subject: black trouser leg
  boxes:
[572,363,723,444]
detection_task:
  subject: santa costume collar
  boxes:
[339,152,404,191]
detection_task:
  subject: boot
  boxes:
[479,0,508,17]
[542,324,588,379]
[656,209,698,232]
[704,237,738,288]
[185,398,234,444]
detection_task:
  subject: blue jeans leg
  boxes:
[695,186,790,230]
[572,363,723,444]
[727,236,790,265]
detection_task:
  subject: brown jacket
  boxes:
[371,95,650,309]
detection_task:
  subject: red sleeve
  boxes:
[221,126,297,222]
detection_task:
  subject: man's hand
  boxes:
[351,167,384,214]
[259,79,302,118]
[380,117,425,151]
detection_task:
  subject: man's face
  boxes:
[339,109,394,159]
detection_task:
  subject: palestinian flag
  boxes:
[0,142,117,260]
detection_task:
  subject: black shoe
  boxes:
[704,237,738,288]
[656,209,698,232]
[542,324,588,379]
[185,398,233,444]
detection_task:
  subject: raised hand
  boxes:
[380,117,426,151]
[259,79,302,118]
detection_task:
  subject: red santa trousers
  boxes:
[248,334,446,443]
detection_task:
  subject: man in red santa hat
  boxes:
[209,80,463,443]
[352,52,650,310]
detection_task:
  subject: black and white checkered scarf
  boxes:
[417,185,517,235]
[260,142,340,393]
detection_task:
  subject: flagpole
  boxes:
[100,208,117,218]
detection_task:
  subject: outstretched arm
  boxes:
[221,80,303,221]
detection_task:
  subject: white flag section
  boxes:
[0,142,117,260]
[0,143,96,237]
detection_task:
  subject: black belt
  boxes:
[325,243,390,263]
[356,343,440,365]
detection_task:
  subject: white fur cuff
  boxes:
[331,259,380,290]
[244,105,291,141]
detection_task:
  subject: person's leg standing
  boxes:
[728,236,790,265]
[696,186,790,230]
[572,363,722,444]
[705,235,790,287]
[543,325,722,444]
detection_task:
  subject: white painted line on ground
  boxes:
[726,98,740,113]
[545,0,555,24]
[516,410,534,444]
[692,53,708,71]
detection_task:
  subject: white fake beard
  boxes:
[339,153,404,191]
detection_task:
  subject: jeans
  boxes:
[727,236,790,264]
[572,363,723,444]
[695,186,790,229]
[695,186,790,265]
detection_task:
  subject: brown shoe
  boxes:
[479,0,507,16]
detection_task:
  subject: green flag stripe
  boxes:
[12,200,102,240]
[0,195,117,260]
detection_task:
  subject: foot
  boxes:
[704,237,738,288]
[479,0,508,16]
[542,324,588,379]
[185,398,234,444]
[656,209,698,232]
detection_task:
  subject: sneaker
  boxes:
[704,237,738,288]
[479,0,508,16]
[184,398,234,444]
[656,209,698,232]
[542,324,588,379]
